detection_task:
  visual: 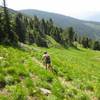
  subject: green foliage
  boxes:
[6,85,28,100]
[0,95,9,100]
[0,3,100,99]
[2,0,17,44]
[20,9,100,40]
[33,30,48,47]
[0,44,100,99]
[76,92,90,100]
[1,5,100,50]
[62,27,75,46]
[92,41,100,50]
[15,13,26,43]
[0,74,6,88]
[4,75,14,85]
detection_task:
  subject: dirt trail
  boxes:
[58,77,72,87]
[32,57,45,69]
[32,57,71,87]
[32,57,97,100]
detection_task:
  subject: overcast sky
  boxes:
[0,0,100,21]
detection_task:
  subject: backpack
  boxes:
[45,55,50,61]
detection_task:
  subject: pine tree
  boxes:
[33,16,40,31]
[93,41,100,50]
[0,0,18,45]
[81,36,89,48]
[51,27,62,43]
[15,13,26,43]
[3,0,13,43]
[68,27,75,45]
[33,30,48,47]
[40,18,46,35]
[46,19,54,35]
[28,33,34,44]
[0,12,3,42]
[62,27,75,46]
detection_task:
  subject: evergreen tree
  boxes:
[15,13,26,43]
[29,18,34,29]
[51,27,62,43]
[62,27,75,46]
[33,30,48,47]
[88,38,93,48]
[33,16,40,31]
[3,0,13,42]
[0,0,18,45]
[40,18,46,35]
[68,27,75,45]
[62,28,69,46]
[81,36,89,48]
[29,33,34,44]
[46,18,53,35]
[74,33,78,41]
[0,12,4,42]
[93,41,100,50]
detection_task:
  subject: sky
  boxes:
[0,0,100,21]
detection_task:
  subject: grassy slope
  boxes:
[0,44,100,100]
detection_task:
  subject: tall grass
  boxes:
[0,45,100,100]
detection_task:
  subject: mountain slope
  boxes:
[19,9,100,40]
[0,44,100,99]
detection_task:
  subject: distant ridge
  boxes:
[19,9,100,40]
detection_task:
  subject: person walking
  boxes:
[42,52,52,71]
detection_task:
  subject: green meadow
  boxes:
[0,44,100,100]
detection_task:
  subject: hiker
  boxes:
[42,52,52,71]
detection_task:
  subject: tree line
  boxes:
[0,0,100,50]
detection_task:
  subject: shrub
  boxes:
[6,85,28,100]
[0,95,9,100]
[5,75,14,85]
[77,93,90,100]
[0,74,6,88]
[46,76,53,83]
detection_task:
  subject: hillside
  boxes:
[19,9,100,40]
[1,2,100,100]
[0,43,100,100]
[0,6,100,40]
[0,6,17,14]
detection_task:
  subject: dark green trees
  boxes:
[0,12,4,42]
[62,27,75,46]
[51,27,62,43]
[67,27,75,45]
[93,41,100,50]
[0,1,100,50]
[3,0,14,43]
[0,0,18,45]
[15,13,26,43]
[40,18,46,35]
[81,36,89,48]
[33,16,48,47]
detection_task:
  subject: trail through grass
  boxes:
[0,44,100,100]
[32,57,45,69]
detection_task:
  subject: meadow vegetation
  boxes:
[0,44,100,100]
